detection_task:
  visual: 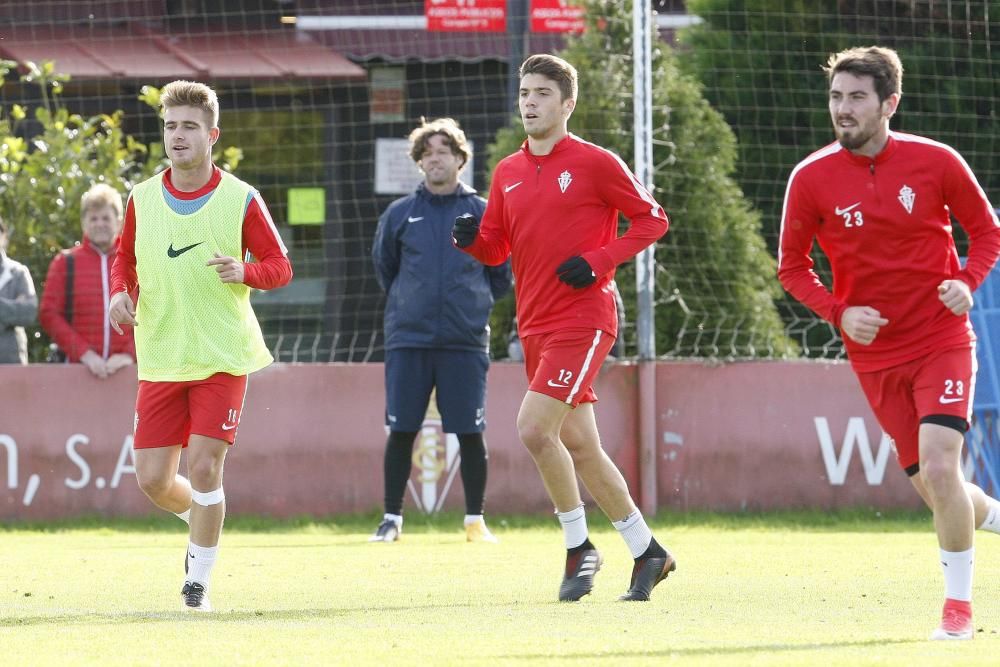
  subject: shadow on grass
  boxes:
[0,602,494,628]
[496,637,923,659]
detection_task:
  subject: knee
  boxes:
[136,469,174,501]
[188,456,224,490]
[517,419,557,457]
[920,454,961,495]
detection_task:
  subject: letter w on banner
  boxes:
[815,416,892,485]
[426,0,507,32]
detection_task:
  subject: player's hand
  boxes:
[840,306,888,346]
[938,279,973,315]
[207,252,245,284]
[556,255,597,289]
[80,349,108,379]
[105,353,135,375]
[109,291,137,335]
[452,213,480,248]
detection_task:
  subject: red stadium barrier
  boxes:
[0,361,920,519]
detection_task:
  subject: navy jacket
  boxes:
[373,182,512,352]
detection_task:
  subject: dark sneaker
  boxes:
[619,550,677,601]
[558,548,602,601]
[181,581,212,612]
[368,518,401,543]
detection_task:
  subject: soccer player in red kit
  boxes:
[779,46,1000,640]
[453,54,674,602]
[110,81,292,612]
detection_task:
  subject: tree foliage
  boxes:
[680,0,999,248]
[488,0,795,358]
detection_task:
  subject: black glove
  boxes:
[556,255,597,289]
[452,213,480,248]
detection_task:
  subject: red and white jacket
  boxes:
[464,134,668,338]
[779,131,1000,372]
[40,236,135,362]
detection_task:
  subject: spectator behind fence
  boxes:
[40,184,135,378]
[0,215,38,364]
[370,117,512,544]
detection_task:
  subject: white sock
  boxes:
[977,497,1000,534]
[613,511,653,559]
[464,514,484,526]
[384,513,403,528]
[557,505,588,550]
[940,547,974,602]
[175,509,191,525]
[187,542,219,588]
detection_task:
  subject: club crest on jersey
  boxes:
[898,185,915,214]
[558,170,573,193]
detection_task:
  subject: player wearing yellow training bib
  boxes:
[109,80,292,613]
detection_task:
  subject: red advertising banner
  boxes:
[530,0,585,33]
[0,361,923,520]
[425,0,507,33]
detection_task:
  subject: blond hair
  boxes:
[408,117,471,168]
[80,183,123,220]
[160,80,220,127]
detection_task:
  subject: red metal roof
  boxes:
[0,24,366,80]
[313,29,568,63]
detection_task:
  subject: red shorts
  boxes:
[855,345,975,471]
[133,372,249,449]
[522,328,616,407]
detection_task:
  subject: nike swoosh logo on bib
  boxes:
[167,242,204,258]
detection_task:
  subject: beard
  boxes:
[835,119,878,151]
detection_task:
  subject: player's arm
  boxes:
[942,150,1000,313]
[109,197,138,334]
[776,171,850,328]
[371,206,400,292]
[215,192,292,289]
[456,174,511,266]
[577,152,669,280]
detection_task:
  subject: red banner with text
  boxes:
[530,0,585,33]
[426,0,507,33]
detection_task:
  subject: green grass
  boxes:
[1,511,997,665]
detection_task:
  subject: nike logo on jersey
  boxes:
[938,396,963,405]
[221,422,238,431]
[167,241,204,258]
[504,181,523,193]
[407,216,424,223]
[547,379,570,389]
[834,202,861,216]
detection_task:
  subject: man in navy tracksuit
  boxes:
[371,118,512,543]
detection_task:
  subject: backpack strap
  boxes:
[64,252,74,324]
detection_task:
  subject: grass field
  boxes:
[1,510,997,666]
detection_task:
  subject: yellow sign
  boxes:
[287,188,325,225]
